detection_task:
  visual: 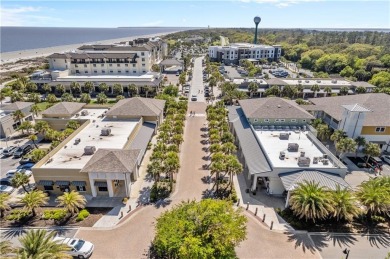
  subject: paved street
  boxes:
[190,56,206,103]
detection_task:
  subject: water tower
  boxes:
[253,16,261,44]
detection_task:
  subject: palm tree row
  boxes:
[206,101,243,198]
[1,190,86,219]
[147,99,188,192]
[289,177,390,223]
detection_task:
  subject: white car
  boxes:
[381,155,390,165]
[53,237,94,259]
[0,185,15,194]
[6,169,33,178]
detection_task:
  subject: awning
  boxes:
[279,171,350,191]
[55,181,70,186]
[94,181,107,187]
[129,122,156,162]
[72,181,87,186]
[37,180,53,186]
[371,141,386,145]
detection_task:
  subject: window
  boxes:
[84,64,87,68]
[142,70,146,73]
[102,70,105,73]
[302,119,306,122]
[65,60,67,63]
[117,64,120,67]
[118,70,121,73]
[109,64,113,67]
[75,64,78,68]
[133,71,137,73]
[126,70,129,73]
[44,185,54,191]
[75,70,80,74]
[110,70,113,73]
[125,64,128,67]
[76,186,86,192]
[254,119,258,122]
[142,64,145,67]
[84,71,88,74]
[275,119,285,122]
[94,70,97,73]
[98,186,108,192]
[291,119,297,122]
[93,64,96,67]
[141,52,145,56]
[132,64,136,67]
[142,58,145,61]
[376,127,385,132]
[101,64,104,67]
[264,119,269,122]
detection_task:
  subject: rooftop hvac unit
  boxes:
[313,157,319,164]
[300,151,305,157]
[84,146,96,155]
[81,110,89,116]
[322,159,329,165]
[298,157,311,167]
[331,79,338,84]
[74,138,81,145]
[279,151,286,160]
[287,143,299,152]
[101,128,111,136]
[323,154,328,159]
[279,133,289,140]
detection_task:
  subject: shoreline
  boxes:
[0,31,178,64]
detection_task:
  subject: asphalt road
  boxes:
[190,57,206,103]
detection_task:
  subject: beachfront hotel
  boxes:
[30,37,168,96]
[228,97,349,206]
[32,97,164,198]
[208,43,282,65]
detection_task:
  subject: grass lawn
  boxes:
[36,102,51,111]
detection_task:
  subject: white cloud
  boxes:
[238,0,324,8]
[142,20,164,26]
[0,6,62,26]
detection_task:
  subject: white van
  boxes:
[53,237,94,258]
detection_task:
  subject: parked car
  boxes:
[13,144,33,158]
[364,156,383,167]
[19,157,34,165]
[6,169,33,178]
[2,146,17,157]
[0,185,15,194]
[17,163,35,170]
[380,155,390,165]
[0,178,12,186]
[53,237,94,259]
[204,92,210,97]
[191,95,198,101]
[176,71,180,76]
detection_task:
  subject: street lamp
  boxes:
[343,248,350,259]
[253,16,261,44]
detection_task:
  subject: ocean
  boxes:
[0,27,193,53]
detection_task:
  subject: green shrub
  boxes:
[150,183,170,202]
[178,96,187,101]
[6,209,31,221]
[42,209,67,221]
[76,209,90,222]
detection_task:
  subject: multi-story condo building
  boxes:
[208,43,282,64]
[31,38,168,95]
[0,102,34,138]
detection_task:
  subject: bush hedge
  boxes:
[76,209,90,221]
[42,209,67,221]
[6,209,31,221]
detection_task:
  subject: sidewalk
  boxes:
[92,135,156,228]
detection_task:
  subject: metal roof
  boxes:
[129,123,155,161]
[342,104,371,112]
[228,106,272,175]
[37,180,53,186]
[279,170,350,191]
[72,181,87,186]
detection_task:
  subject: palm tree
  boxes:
[289,180,334,222]
[19,190,49,217]
[66,120,80,130]
[30,149,48,163]
[316,124,331,141]
[30,104,41,118]
[11,172,31,193]
[113,83,123,96]
[363,142,381,164]
[47,94,57,103]
[310,84,320,97]
[26,82,38,93]
[42,83,51,96]
[296,84,304,98]
[96,93,107,104]
[145,86,154,98]
[18,229,71,259]
[83,81,94,93]
[339,86,349,96]
[79,93,91,104]
[0,240,15,256]
[224,155,243,187]
[330,129,346,146]
[354,136,366,157]
[56,190,86,215]
[323,86,332,97]
[335,138,356,158]
[222,142,236,155]
[34,120,50,136]
[0,193,11,218]
[248,82,258,98]
[99,83,109,94]
[355,86,367,94]
[355,177,390,220]
[210,161,225,193]
[331,186,360,221]
[128,84,138,97]
[18,121,33,135]
[55,84,65,95]
[29,134,38,148]
[209,143,222,154]
[164,151,180,190]
[61,93,74,102]
[147,160,162,181]
[12,109,25,125]
[265,85,280,97]
[171,134,184,147]
[70,82,81,96]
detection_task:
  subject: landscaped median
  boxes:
[147,97,188,202]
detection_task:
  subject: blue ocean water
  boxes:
[0,27,192,53]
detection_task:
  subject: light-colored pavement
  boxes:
[190,57,206,103]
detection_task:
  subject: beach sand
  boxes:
[0,32,177,64]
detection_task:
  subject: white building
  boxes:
[208,43,281,64]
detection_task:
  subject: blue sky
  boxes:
[1,1,389,28]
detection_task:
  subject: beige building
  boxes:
[0,102,34,138]
[33,98,165,198]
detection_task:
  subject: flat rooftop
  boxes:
[41,109,139,169]
[55,74,156,81]
[254,129,337,169]
[283,79,351,87]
